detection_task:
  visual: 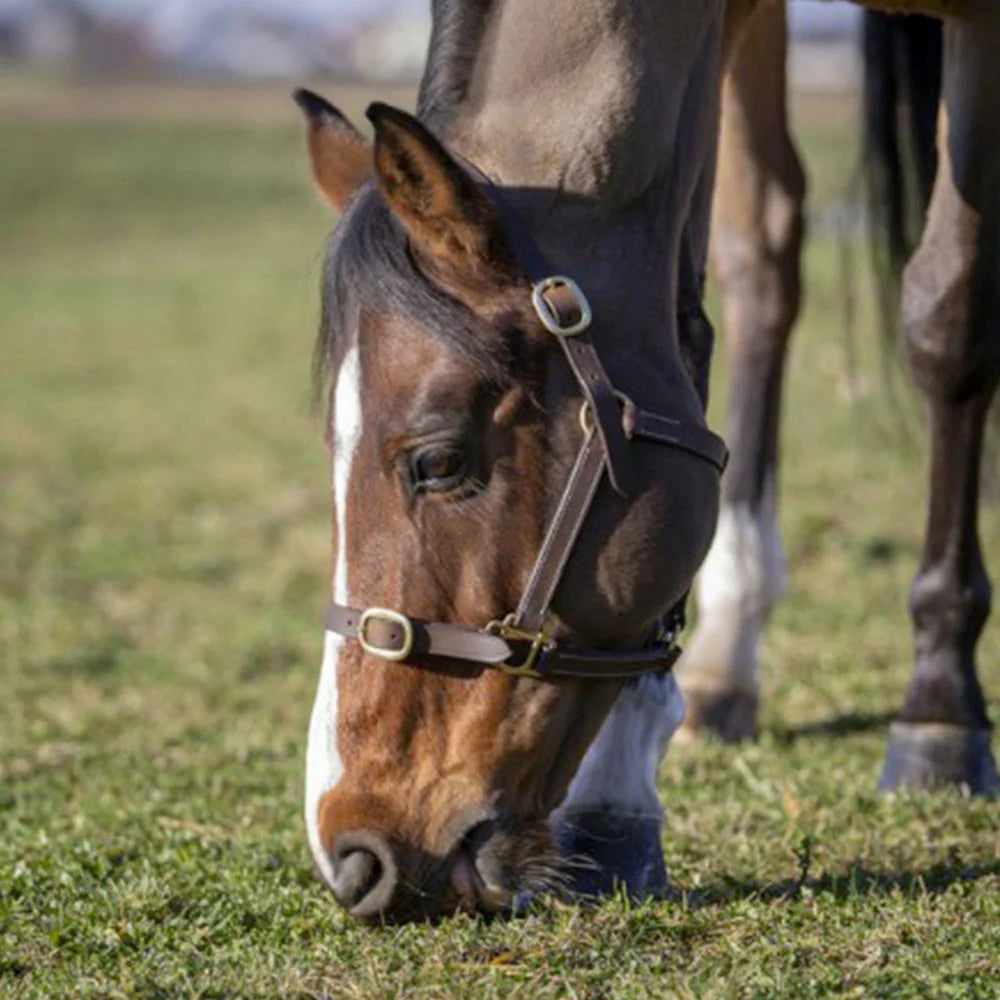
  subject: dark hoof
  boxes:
[878,723,999,796]
[554,809,667,899]
[678,688,758,743]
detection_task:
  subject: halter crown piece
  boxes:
[324,161,728,681]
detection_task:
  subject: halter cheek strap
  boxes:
[323,162,728,682]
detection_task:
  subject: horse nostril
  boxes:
[461,818,497,858]
[333,848,380,907]
[331,831,397,919]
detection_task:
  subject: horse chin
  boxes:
[451,817,563,916]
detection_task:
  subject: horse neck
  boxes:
[422,0,726,409]
[427,0,725,193]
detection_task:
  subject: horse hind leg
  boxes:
[677,0,805,742]
[880,15,1000,794]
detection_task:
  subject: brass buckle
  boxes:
[531,276,593,336]
[358,607,414,662]
[484,614,551,678]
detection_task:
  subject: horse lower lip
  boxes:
[449,851,480,910]
[449,850,510,912]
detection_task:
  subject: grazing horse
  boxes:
[296,0,999,922]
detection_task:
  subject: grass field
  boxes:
[1,73,998,999]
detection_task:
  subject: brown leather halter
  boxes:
[324,166,728,681]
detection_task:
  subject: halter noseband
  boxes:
[323,166,728,682]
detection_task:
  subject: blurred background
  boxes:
[4,3,1000,995]
[0,0,860,84]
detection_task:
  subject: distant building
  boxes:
[0,0,154,72]
[0,0,89,63]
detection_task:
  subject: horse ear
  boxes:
[294,89,371,211]
[365,102,517,286]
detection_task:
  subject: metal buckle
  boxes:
[484,614,551,678]
[358,607,414,662]
[579,390,636,438]
[531,276,592,336]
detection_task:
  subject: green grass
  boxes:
[1,78,998,999]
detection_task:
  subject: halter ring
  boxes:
[579,390,637,439]
[485,614,551,678]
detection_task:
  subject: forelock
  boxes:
[313,186,511,409]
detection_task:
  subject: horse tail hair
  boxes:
[861,10,942,346]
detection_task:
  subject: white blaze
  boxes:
[305,345,361,887]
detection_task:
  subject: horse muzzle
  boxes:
[321,812,527,922]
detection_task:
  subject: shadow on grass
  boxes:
[770,710,896,744]
[46,636,134,677]
[677,857,1000,911]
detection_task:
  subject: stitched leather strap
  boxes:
[632,409,729,473]
[324,603,513,664]
[514,424,605,633]
[324,601,681,680]
[535,641,682,679]
[467,164,637,499]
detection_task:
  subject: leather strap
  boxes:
[513,399,727,635]
[466,163,637,498]
[324,603,512,664]
[546,312,637,498]
[535,641,682,679]
[631,408,729,474]
[324,600,681,680]
[514,425,605,633]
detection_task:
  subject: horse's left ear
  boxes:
[366,102,517,287]
[294,89,371,211]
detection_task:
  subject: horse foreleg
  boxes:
[551,673,685,897]
[678,0,805,742]
[880,15,1000,794]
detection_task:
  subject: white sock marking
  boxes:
[685,475,785,693]
[305,345,361,887]
[554,672,686,821]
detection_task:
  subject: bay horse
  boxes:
[679,0,1000,798]
[296,0,999,923]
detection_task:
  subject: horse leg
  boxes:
[550,250,709,897]
[880,15,1000,794]
[678,0,805,742]
[551,673,684,897]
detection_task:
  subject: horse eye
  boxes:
[408,445,469,494]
